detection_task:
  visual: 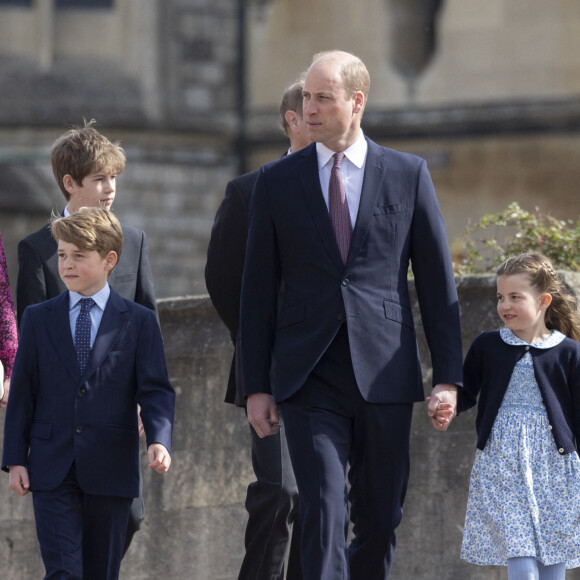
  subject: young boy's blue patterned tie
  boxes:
[75,298,95,376]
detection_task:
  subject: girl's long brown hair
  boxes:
[496,252,580,342]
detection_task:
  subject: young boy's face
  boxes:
[57,240,117,296]
[64,170,117,213]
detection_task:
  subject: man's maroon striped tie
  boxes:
[329,152,352,264]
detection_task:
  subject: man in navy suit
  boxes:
[206,78,310,580]
[240,51,463,579]
[2,208,174,580]
[13,119,156,553]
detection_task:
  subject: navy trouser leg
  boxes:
[347,402,412,580]
[282,392,351,580]
[281,325,412,580]
[238,423,301,580]
[122,468,145,556]
[82,492,132,580]
[33,465,132,580]
[33,467,84,580]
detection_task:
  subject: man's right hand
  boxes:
[9,465,30,496]
[247,393,281,438]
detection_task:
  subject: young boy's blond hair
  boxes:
[51,119,126,200]
[51,207,124,263]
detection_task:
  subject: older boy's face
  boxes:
[65,170,116,213]
[57,240,117,296]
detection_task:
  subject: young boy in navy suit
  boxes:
[15,118,157,554]
[2,207,175,580]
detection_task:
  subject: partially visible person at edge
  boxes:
[239,50,463,580]
[447,252,580,580]
[0,230,17,408]
[205,77,311,580]
[14,119,157,555]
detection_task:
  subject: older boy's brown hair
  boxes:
[51,207,124,263]
[51,119,126,200]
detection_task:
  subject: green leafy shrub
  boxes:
[455,202,580,274]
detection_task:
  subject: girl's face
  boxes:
[496,273,551,343]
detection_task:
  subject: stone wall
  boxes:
[2,274,580,579]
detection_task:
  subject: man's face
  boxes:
[65,170,116,213]
[302,58,362,152]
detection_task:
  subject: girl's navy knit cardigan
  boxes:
[458,330,580,455]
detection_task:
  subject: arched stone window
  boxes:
[387,0,444,99]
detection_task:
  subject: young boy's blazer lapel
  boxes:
[44,292,79,382]
[84,290,129,381]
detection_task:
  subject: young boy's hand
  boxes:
[0,378,10,408]
[9,465,30,496]
[147,443,171,474]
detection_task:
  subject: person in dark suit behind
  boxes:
[205,78,311,580]
[14,119,156,554]
[239,51,464,580]
[2,207,174,580]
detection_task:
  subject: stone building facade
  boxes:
[0,0,579,299]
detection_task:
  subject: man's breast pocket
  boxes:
[372,203,407,217]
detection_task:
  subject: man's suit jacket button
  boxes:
[337,313,343,321]
[75,426,83,434]
[342,279,350,286]
[78,389,86,398]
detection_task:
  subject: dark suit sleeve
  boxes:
[134,310,175,453]
[239,169,281,397]
[132,231,158,316]
[16,237,48,327]
[205,179,250,337]
[409,160,463,388]
[457,337,481,414]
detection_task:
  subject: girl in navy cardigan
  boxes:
[452,252,580,579]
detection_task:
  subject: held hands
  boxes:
[147,443,171,474]
[247,393,281,438]
[426,383,458,432]
[9,465,30,496]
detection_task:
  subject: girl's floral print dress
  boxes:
[461,328,580,568]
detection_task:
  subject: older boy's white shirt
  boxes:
[316,132,368,230]
[68,283,110,347]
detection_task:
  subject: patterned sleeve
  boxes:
[0,231,18,379]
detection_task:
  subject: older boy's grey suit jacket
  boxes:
[16,219,157,325]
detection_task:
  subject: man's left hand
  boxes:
[426,383,458,431]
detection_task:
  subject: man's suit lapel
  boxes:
[297,145,344,269]
[45,292,79,381]
[84,290,129,380]
[345,139,386,269]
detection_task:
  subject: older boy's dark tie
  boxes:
[329,152,352,263]
[75,298,95,376]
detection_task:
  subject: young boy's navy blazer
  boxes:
[2,288,174,498]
